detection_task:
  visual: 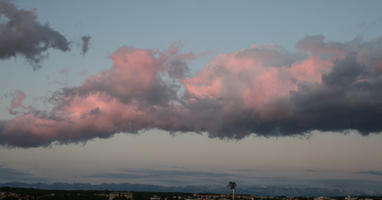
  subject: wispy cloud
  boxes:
[231,169,257,173]
[0,165,47,182]
[313,179,382,191]
[86,172,143,180]
[85,168,238,186]
[304,169,318,173]
[355,170,382,176]
[87,168,234,180]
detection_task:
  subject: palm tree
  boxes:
[227,181,237,200]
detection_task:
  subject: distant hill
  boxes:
[1,182,382,197]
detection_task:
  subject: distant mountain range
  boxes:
[1,182,382,197]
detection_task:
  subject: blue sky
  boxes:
[1,0,382,190]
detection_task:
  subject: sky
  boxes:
[1,0,382,190]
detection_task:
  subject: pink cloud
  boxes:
[376,60,382,72]
[289,55,333,84]
[2,35,382,147]
[8,91,26,115]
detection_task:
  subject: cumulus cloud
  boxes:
[0,0,70,69]
[1,35,382,147]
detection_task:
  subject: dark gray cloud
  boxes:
[81,35,91,55]
[355,170,382,176]
[284,54,382,136]
[0,0,70,69]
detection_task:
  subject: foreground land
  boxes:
[1,187,382,200]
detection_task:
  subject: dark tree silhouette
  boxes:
[227,181,237,200]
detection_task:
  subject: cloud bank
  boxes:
[0,0,70,69]
[1,36,382,147]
